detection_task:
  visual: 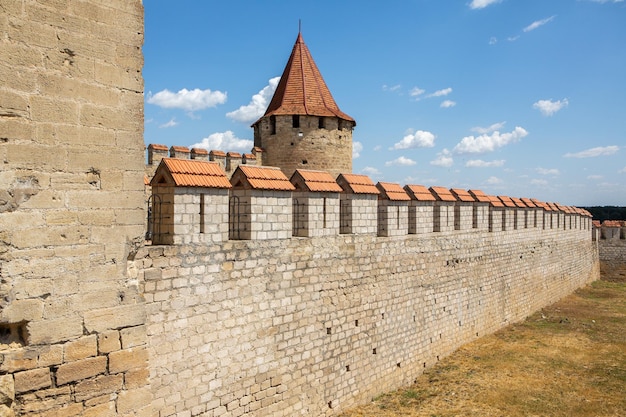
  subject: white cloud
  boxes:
[361,166,381,177]
[531,179,548,186]
[391,130,436,149]
[471,122,506,134]
[588,0,623,3]
[536,167,560,175]
[190,130,253,153]
[523,16,556,32]
[159,118,178,128]
[410,87,425,98]
[440,100,456,108]
[227,77,280,123]
[466,159,505,168]
[428,88,452,98]
[385,156,417,167]
[489,37,498,45]
[619,167,626,173]
[469,0,502,9]
[147,88,227,111]
[383,84,401,92]
[564,146,619,158]
[507,36,520,42]
[587,175,603,180]
[431,149,454,167]
[453,126,528,154]
[533,98,569,116]
[353,141,363,159]
[486,176,503,184]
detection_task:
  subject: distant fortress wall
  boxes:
[596,221,626,277]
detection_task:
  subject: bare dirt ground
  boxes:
[339,264,626,417]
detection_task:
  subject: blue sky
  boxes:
[143,0,626,206]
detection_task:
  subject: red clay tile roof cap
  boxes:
[170,145,190,153]
[547,202,560,211]
[511,197,526,208]
[404,184,436,201]
[254,33,355,126]
[243,153,256,159]
[191,148,208,155]
[530,199,549,210]
[227,152,242,158]
[291,169,342,193]
[488,195,505,208]
[468,189,491,203]
[209,150,226,157]
[253,147,264,153]
[337,173,379,194]
[148,143,168,151]
[497,196,517,208]
[234,165,295,191]
[152,158,231,188]
[603,220,623,227]
[144,175,150,186]
[592,220,601,227]
[554,203,568,212]
[450,188,475,202]
[521,198,537,208]
[429,186,456,202]
[376,182,411,201]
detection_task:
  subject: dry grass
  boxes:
[340,266,626,417]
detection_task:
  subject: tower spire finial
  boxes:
[298,19,301,34]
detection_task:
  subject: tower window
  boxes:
[292,115,300,128]
[318,116,325,129]
[270,116,276,135]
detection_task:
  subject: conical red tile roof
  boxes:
[259,33,354,124]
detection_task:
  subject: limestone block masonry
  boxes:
[130,226,598,416]
[1,1,150,416]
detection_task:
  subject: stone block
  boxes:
[108,346,148,374]
[124,367,149,389]
[97,330,121,354]
[30,96,79,124]
[84,304,146,333]
[35,402,83,417]
[55,356,107,386]
[26,316,83,346]
[120,325,147,349]
[81,401,116,417]
[116,387,152,414]
[0,404,15,417]
[0,299,44,322]
[13,368,51,394]
[37,345,64,368]
[74,374,123,402]
[0,374,14,405]
[64,335,97,362]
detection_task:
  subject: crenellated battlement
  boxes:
[146,156,594,246]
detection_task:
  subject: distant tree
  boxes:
[582,206,626,222]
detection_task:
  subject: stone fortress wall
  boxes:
[595,221,626,278]
[0,1,151,416]
[0,2,602,417]
[132,208,598,416]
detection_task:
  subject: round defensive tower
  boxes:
[252,33,356,178]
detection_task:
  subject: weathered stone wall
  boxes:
[133,226,599,416]
[254,115,353,178]
[0,1,150,415]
